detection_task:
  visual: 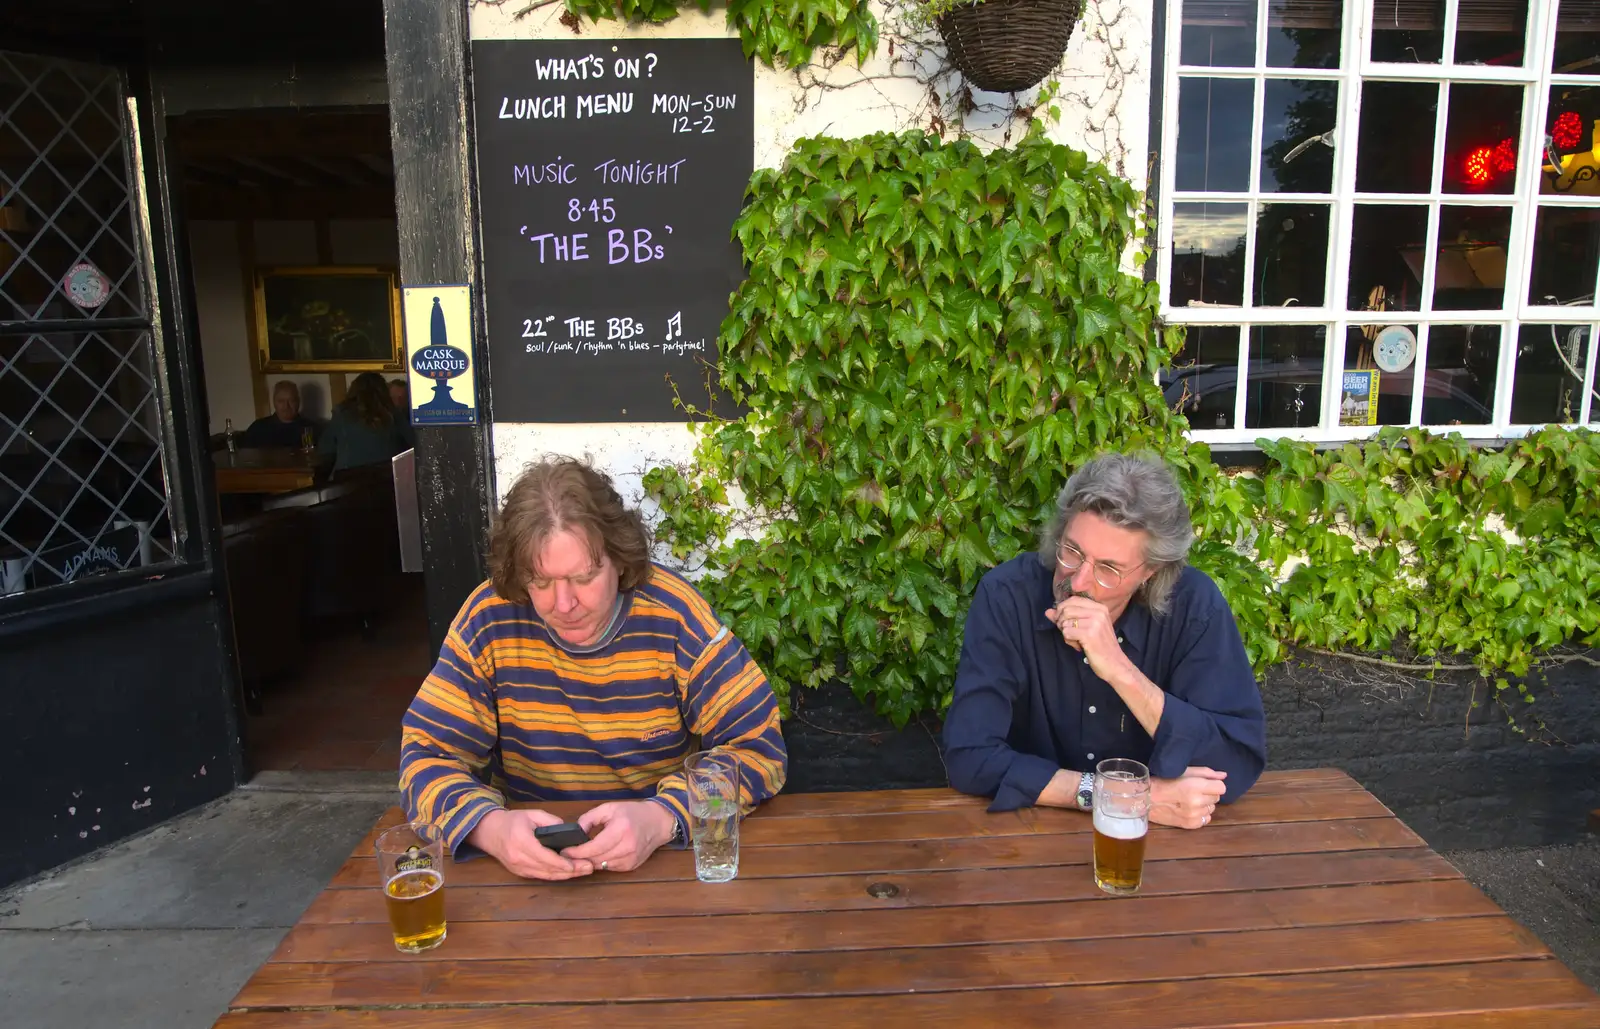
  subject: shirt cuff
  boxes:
[1147,694,1204,780]
[440,794,504,860]
[986,752,1062,812]
[647,793,691,850]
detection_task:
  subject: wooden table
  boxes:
[213,448,326,494]
[214,768,1600,1028]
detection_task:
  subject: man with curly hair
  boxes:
[400,457,786,879]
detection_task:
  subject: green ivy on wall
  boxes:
[645,129,1600,726]
[561,0,877,69]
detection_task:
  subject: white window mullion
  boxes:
[1580,322,1599,424]
[1410,323,1431,425]
[1243,197,1260,308]
[1233,325,1249,429]
[1430,81,1452,196]
[1157,0,1183,311]
[1442,0,1461,68]
[1492,319,1518,427]
[1321,321,1346,429]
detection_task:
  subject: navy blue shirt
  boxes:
[943,554,1266,811]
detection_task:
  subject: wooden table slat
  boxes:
[217,961,1599,1028]
[234,917,1549,1009]
[331,816,1425,888]
[272,879,1505,964]
[301,848,1464,925]
[349,785,1394,858]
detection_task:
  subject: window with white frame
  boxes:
[1156,0,1600,441]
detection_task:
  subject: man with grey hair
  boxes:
[241,380,321,449]
[943,452,1266,828]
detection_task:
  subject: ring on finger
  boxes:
[600,860,608,871]
[1070,618,1078,629]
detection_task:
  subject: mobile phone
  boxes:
[534,822,591,851]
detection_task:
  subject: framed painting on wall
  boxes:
[253,266,404,372]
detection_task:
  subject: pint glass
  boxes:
[375,822,447,953]
[1092,758,1151,896]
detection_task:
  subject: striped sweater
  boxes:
[400,566,787,856]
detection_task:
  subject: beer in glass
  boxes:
[375,822,447,953]
[1092,758,1150,896]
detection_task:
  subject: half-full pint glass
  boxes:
[375,821,447,953]
[1093,758,1151,896]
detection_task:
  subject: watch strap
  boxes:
[1076,770,1096,811]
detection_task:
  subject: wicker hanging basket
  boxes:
[936,0,1084,94]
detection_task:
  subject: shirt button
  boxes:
[1083,656,1089,664]
[1117,636,1124,644]
[1088,705,1097,714]
[1087,753,1095,761]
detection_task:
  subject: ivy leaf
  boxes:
[951,523,998,582]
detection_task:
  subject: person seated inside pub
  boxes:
[318,371,410,475]
[398,457,787,880]
[943,451,1267,829]
[240,380,321,449]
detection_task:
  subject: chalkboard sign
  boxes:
[471,38,754,422]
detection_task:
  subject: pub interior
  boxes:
[170,106,427,774]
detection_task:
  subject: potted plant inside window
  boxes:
[924,0,1085,94]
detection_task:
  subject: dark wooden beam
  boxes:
[381,0,493,660]
[182,183,395,220]
[167,108,392,159]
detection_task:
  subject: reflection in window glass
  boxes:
[1554,0,1600,75]
[1162,325,1241,429]
[1176,78,1256,192]
[1245,325,1326,428]
[1422,325,1499,425]
[1511,325,1590,423]
[1267,0,1342,68]
[1370,0,1444,63]
[1182,0,1258,67]
[1348,205,1428,311]
[1171,204,1249,307]
[1254,203,1330,305]
[1442,84,1523,195]
[1454,0,1527,66]
[1541,85,1600,196]
[1343,325,1415,425]
[1528,208,1600,306]
[1261,80,1338,193]
[1355,81,1439,193]
[1434,206,1512,310]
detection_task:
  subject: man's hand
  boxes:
[1047,595,1133,685]
[467,808,595,880]
[566,800,677,873]
[1150,767,1227,829]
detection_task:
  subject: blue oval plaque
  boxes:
[411,345,469,380]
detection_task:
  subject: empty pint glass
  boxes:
[375,821,447,953]
[1093,758,1151,896]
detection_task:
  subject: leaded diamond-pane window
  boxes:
[0,53,179,596]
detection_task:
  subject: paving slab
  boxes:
[0,786,393,1029]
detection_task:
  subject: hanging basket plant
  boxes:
[934,0,1084,94]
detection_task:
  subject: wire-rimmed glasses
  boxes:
[1055,540,1141,591]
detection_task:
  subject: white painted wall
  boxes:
[472,0,1156,512]
[189,218,400,434]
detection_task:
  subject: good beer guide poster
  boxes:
[471,38,754,422]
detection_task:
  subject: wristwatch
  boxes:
[1075,770,1095,811]
[669,815,686,846]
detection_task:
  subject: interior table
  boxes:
[213,768,1600,1028]
[213,448,327,494]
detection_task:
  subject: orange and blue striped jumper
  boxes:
[400,566,787,855]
